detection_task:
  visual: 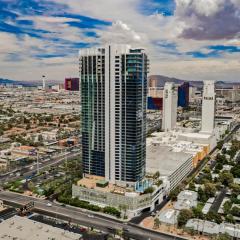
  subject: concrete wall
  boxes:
[72,184,167,217]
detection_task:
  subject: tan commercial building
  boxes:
[0,215,82,240]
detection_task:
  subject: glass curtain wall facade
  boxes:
[80,45,148,185]
[80,49,105,177]
[178,82,189,108]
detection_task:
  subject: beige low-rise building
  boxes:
[0,215,82,240]
[73,174,169,219]
[12,146,36,157]
[0,159,8,171]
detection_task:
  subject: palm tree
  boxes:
[154,218,161,229]
[154,171,160,179]
[119,204,128,219]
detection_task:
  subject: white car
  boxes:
[46,202,52,207]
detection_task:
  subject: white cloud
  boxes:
[50,0,140,22]
[192,0,225,17]
[0,32,20,54]
[0,30,79,81]
[231,0,240,7]
[18,16,80,23]
[97,20,141,44]
[226,39,240,46]
[1,0,240,82]
[151,58,240,82]
[175,0,240,40]
[0,51,78,81]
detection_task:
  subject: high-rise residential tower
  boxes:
[65,78,80,91]
[162,82,178,131]
[80,45,148,186]
[201,80,215,134]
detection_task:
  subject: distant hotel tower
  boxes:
[201,80,215,134]
[65,78,80,91]
[162,82,178,131]
[79,45,148,185]
[178,82,189,108]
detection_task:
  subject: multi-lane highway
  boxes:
[0,150,80,184]
[0,191,189,240]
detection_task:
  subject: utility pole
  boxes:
[37,151,39,174]
[65,148,68,180]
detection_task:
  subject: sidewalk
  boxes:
[53,199,127,223]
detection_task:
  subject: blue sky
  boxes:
[0,0,239,82]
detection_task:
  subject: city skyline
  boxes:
[0,0,240,82]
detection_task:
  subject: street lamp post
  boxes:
[65,149,68,170]
[37,151,39,175]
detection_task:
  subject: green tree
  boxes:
[103,206,121,217]
[215,182,222,190]
[225,214,235,224]
[217,140,224,150]
[153,171,160,179]
[231,206,240,217]
[115,229,123,238]
[214,233,231,240]
[192,204,204,219]
[222,148,227,154]
[215,163,223,171]
[203,166,211,174]
[188,182,195,191]
[23,117,30,124]
[206,211,222,224]
[27,181,35,192]
[144,186,154,194]
[45,115,53,122]
[231,165,240,178]
[223,201,232,215]
[156,179,163,187]
[216,154,227,164]
[198,187,208,203]
[201,173,212,183]
[177,209,193,227]
[169,187,181,201]
[227,141,239,158]
[230,183,240,196]
[119,204,128,219]
[154,218,161,229]
[219,171,234,186]
[0,128,4,136]
[204,182,217,198]
[38,134,43,142]
[26,123,31,130]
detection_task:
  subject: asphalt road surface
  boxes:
[0,191,189,240]
[0,151,80,184]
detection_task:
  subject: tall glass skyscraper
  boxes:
[80,45,148,186]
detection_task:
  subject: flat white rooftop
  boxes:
[0,215,82,240]
[179,132,212,139]
[158,209,179,225]
[146,145,192,176]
